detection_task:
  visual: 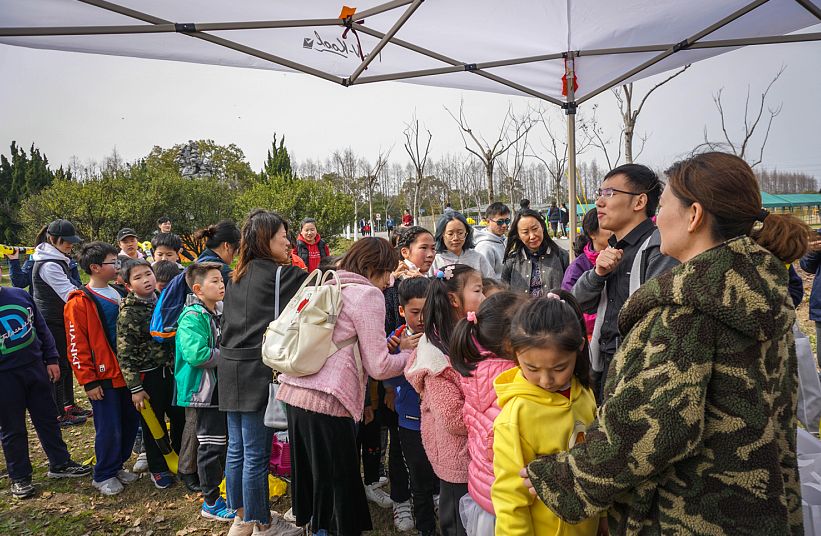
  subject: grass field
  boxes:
[0,259,818,534]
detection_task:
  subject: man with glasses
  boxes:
[474,202,511,279]
[571,164,677,402]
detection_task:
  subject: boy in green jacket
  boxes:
[174,262,233,522]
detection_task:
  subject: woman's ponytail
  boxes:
[751,213,810,264]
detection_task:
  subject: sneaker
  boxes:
[283,507,296,523]
[179,472,201,492]
[132,452,148,473]
[252,512,303,536]
[150,471,176,489]
[11,478,35,499]
[365,482,393,508]
[201,496,236,522]
[92,476,124,496]
[371,475,389,489]
[57,413,87,427]
[65,404,93,418]
[393,500,414,532]
[47,460,92,478]
[227,516,254,536]
[116,469,139,485]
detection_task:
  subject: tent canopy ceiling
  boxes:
[2,0,820,106]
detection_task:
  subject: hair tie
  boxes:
[546,292,565,303]
[466,311,478,324]
[436,270,445,280]
[757,209,769,222]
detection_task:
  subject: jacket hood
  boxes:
[494,367,582,409]
[620,236,794,342]
[32,243,70,262]
[473,228,505,246]
[184,293,224,315]
[583,242,599,264]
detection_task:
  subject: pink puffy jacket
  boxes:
[461,358,516,514]
[405,336,469,484]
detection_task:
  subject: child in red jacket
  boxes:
[64,242,140,496]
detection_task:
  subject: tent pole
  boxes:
[565,52,578,261]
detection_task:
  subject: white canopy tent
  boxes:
[2,0,820,244]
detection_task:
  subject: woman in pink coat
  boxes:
[450,291,526,536]
[277,237,416,535]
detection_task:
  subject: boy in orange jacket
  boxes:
[64,242,140,495]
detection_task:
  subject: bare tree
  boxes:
[499,112,532,204]
[610,65,691,164]
[403,114,433,222]
[360,148,392,233]
[699,66,785,167]
[446,100,534,204]
[332,147,362,237]
[528,105,595,206]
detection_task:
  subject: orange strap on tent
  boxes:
[339,5,367,64]
[562,56,578,97]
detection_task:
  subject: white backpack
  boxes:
[261,269,359,377]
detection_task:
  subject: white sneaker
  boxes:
[252,511,303,535]
[283,507,296,523]
[372,475,389,489]
[92,476,124,496]
[227,516,254,536]
[393,500,414,531]
[116,469,139,484]
[132,452,148,473]
[365,482,393,508]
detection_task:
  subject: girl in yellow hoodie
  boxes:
[491,290,604,536]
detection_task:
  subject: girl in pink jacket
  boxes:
[405,264,485,536]
[450,291,526,536]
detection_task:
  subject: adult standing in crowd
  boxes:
[571,164,677,401]
[800,231,821,368]
[546,202,561,238]
[559,203,570,238]
[501,209,568,297]
[524,151,808,535]
[219,210,308,536]
[430,212,494,278]
[386,215,395,235]
[194,221,241,286]
[31,219,86,426]
[295,218,330,273]
[474,202,510,279]
[277,237,414,535]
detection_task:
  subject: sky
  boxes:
[1,25,820,179]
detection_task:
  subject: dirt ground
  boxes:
[1,267,817,535]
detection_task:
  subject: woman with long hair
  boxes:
[524,152,810,534]
[195,220,241,285]
[502,209,568,297]
[219,210,308,536]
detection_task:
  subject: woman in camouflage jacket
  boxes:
[524,152,810,535]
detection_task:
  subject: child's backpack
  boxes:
[261,269,360,377]
[149,272,191,343]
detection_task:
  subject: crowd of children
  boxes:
[1,156,811,535]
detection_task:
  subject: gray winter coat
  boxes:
[473,229,506,279]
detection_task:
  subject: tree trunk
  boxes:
[413,174,422,223]
[486,162,494,204]
[353,197,359,240]
[624,124,635,164]
[368,184,374,234]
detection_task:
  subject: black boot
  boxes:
[178,472,201,492]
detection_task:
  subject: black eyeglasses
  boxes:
[595,187,648,199]
[101,260,122,269]
[489,217,511,226]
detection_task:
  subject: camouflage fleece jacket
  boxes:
[526,236,802,535]
[116,292,173,394]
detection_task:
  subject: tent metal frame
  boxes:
[2,0,820,247]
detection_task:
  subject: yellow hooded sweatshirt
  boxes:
[491,367,597,536]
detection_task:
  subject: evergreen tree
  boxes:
[262,133,294,180]
[0,142,56,244]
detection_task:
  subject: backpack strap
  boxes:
[337,335,363,378]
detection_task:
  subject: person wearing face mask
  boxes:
[473,202,511,280]
[31,219,86,426]
[502,209,569,298]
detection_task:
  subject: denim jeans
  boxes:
[225,410,274,524]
